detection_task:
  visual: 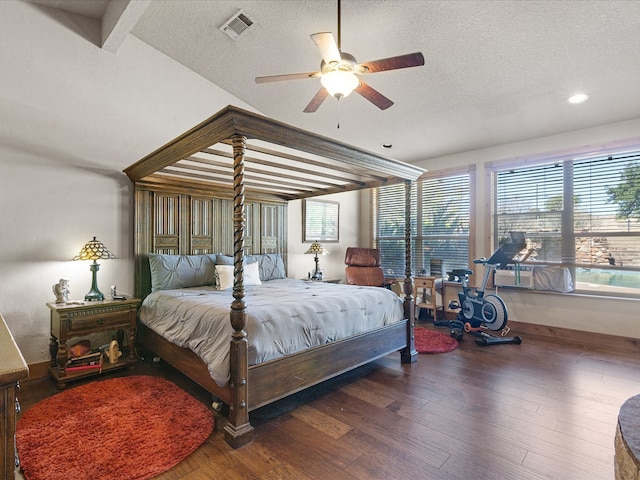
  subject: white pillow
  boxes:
[243,261,262,286]
[215,262,262,290]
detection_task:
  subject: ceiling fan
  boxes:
[255,0,425,113]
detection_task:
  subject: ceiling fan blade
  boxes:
[303,87,329,113]
[355,81,394,110]
[255,71,320,83]
[359,52,425,74]
[310,32,341,65]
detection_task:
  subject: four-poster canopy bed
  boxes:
[123,105,424,448]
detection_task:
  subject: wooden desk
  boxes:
[0,313,28,480]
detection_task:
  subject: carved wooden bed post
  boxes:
[401,179,417,363]
[224,134,255,447]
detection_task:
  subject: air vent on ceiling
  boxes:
[220,9,255,40]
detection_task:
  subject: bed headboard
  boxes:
[134,183,287,299]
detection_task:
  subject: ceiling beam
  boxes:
[101,0,151,52]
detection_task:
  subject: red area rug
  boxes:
[16,375,213,480]
[414,326,459,353]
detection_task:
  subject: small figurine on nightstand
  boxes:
[52,278,70,304]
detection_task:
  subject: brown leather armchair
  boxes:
[344,247,392,287]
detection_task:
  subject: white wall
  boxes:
[2,1,638,370]
[0,1,257,364]
[411,119,640,338]
[287,191,361,282]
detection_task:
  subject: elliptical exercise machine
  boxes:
[435,232,526,346]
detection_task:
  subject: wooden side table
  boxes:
[47,298,140,389]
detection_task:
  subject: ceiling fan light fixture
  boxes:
[254,0,424,112]
[321,70,360,99]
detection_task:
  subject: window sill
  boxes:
[493,284,640,300]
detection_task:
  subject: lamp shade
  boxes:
[73,237,116,261]
[320,71,360,99]
[73,237,115,301]
[305,242,328,255]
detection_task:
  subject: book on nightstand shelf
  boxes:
[66,349,104,372]
[66,361,103,373]
[67,349,101,364]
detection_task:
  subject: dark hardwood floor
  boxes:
[17,322,638,480]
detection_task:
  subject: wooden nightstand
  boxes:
[47,298,140,388]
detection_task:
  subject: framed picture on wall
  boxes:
[303,199,339,242]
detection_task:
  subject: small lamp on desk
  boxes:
[73,236,116,301]
[305,241,328,280]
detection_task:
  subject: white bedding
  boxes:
[138,279,404,386]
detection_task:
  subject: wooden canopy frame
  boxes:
[124,105,424,448]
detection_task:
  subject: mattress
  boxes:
[138,279,404,386]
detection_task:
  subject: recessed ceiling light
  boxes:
[568,93,589,104]
[382,143,392,149]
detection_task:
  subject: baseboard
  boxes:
[509,320,640,354]
[23,360,50,382]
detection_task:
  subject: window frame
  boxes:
[372,165,476,278]
[487,146,640,297]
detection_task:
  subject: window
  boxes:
[373,168,473,277]
[492,150,640,294]
[373,182,416,277]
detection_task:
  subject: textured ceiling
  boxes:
[24,0,640,163]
